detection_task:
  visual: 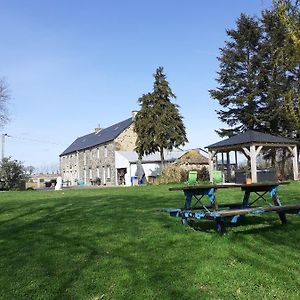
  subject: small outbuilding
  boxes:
[206,130,299,183]
[174,149,209,169]
[115,150,187,186]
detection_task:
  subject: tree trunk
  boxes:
[160,148,165,170]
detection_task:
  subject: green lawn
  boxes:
[1,183,300,299]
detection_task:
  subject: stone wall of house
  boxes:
[60,120,137,187]
[114,123,137,151]
[60,141,116,186]
[60,154,78,186]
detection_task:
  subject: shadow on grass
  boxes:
[187,213,300,236]
[1,186,300,299]
[0,191,197,299]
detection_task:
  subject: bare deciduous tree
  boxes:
[0,78,10,128]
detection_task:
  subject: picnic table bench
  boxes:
[167,182,300,234]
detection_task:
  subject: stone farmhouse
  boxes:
[60,112,138,186]
[60,111,209,187]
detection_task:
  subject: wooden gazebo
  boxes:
[206,130,299,183]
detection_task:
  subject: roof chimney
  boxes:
[132,110,138,120]
[95,124,102,134]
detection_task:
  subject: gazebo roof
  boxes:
[206,130,297,150]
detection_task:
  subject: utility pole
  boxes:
[1,133,8,161]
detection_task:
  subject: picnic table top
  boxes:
[169,181,290,192]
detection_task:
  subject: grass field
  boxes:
[0,183,300,299]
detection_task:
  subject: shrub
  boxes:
[157,165,187,184]
[157,165,210,184]
[197,167,210,181]
[0,157,26,190]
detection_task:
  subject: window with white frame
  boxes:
[89,169,93,180]
[97,167,100,178]
[84,169,87,184]
[102,166,106,185]
[97,148,100,159]
[84,151,87,165]
[107,165,111,179]
[104,146,108,158]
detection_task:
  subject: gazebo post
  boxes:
[292,146,298,180]
[235,151,238,169]
[288,146,299,180]
[250,145,257,183]
[249,145,263,183]
[221,152,224,173]
[208,150,216,183]
[226,152,230,182]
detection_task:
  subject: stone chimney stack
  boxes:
[95,124,102,134]
[132,111,138,120]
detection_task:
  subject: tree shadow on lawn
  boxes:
[228,220,300,296]
[105,238,203,299]
[187,215,300,297]
[2,188,299,298]
[187,213,300,255]
[187,210,300,234]
[0,192,196,299]
[187,215,276,233]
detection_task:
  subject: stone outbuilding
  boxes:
[174,149,209,170]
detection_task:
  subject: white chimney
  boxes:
[132,111,138,120]
[95,124,102,134]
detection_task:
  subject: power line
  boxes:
[5,134,67,146]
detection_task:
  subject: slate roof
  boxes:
[60,117,133,156]
[206,130,297,149]
[116,150,187,163]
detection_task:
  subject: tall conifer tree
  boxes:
[209,14,264,137]
[274,0,300,133]
[134,67,188,167]
[210,5,299,174]
[259,9,291,136]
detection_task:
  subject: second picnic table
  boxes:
[168,182,300,233]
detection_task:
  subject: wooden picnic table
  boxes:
[168,182,300,233]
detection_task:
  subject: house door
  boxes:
[117,168,127,185]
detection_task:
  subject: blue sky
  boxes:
[0,0,273,171]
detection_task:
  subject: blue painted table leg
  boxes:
[242,191,250,208]
[208,188,218,210]
[216,218,226,234]
[184,191,193,210]
[269,186,287,224]
[236,190,251,222]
